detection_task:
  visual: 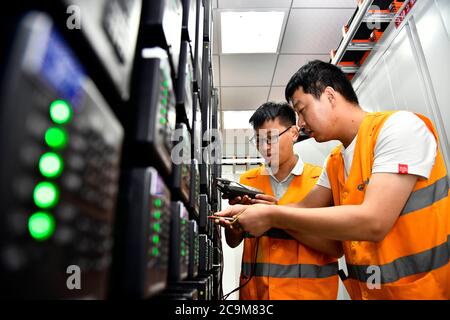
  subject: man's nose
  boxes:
[297,115,305,128]
[298,119,306,130]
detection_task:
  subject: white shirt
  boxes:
[266,156,304,200]
[317,111,437,188]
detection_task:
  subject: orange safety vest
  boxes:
[326,111,450,300]
[239,163,339,300]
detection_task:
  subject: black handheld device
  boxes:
[215,178,263,199]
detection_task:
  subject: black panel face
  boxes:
[0,13,123,299]
[188,220,199,278]
[200,42,211,135]
[188,159,200,218]
[198,234,209,273]
[63,0,142,100]
[140,0,183,77]
[171,123,192,203]
[198,194,210,234]
[134,54,177,176]
[119,167,171,298]
[169,201,190,282]
[175,41,195,129]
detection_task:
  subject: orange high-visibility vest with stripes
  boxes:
[239,163,339,300]
[326,111,450,300]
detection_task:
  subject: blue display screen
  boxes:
[40,29,86,110]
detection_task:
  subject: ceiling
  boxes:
[211,0,357,112]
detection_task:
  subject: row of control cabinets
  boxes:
[0,0,222,299]
[113,168,220,300]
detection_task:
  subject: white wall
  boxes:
[353,0,450,173]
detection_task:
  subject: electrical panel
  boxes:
[193,0,204,88]
[0,12,123,298]
[175,41,194,129]
[188,220,199,279]
[169,201,190,282]
[200,43,211,134]
[133,50,177,176]
[62,0,142,100]
[171,123,192,204]
[140,0,183,78]
[115,167,171,298]
[198,234,209,274]
[198,194,210,234]
[188,159,200,219]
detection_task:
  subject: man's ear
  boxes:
[291,125,300,142]
[324,86,337,105]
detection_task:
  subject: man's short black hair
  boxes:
[285,60,359,105]
[249,102,296,130]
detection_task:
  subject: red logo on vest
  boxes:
[398,164,408,174]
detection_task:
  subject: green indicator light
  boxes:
[162,80,169,88]
[152,235,160,244]
[181,249,186,257]
[45,127,68,149]
[181,219,186,225]
[161,98,168,106]
[39,152,63,178]
[200,291,204,296]
[28,212,55,241]
[152,247,159,256]
[153,223,160,232]
[162,89,169,97]
[153,211,161,219]
[160,108,167,115]
[33,182,59,209]
[49,100,72,124]
[159,118,167,125]
[154,199,162,208]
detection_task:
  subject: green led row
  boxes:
[29,99,73,241]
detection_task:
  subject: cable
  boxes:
[221,236,260,300]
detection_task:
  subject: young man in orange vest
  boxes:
[221,102,341,300]
[216,60,450,299]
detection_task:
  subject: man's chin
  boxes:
[266,159,279,168]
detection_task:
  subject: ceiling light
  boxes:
[221,11,285,54]
[223,111,254,129]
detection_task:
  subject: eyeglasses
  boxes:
[250,126,292,146]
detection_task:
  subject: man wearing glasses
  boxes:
[220,102,342,300]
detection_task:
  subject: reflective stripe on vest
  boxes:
[402,176,450,216]
[242,261,339,279]
[347,234,450,284]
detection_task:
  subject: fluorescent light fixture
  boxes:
[221,11,285,54]
[223,111,254,129]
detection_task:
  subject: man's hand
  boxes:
[222,193,277,205]
[222,194,252,205]
[214,204,272,237]
[250,194,277,205]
